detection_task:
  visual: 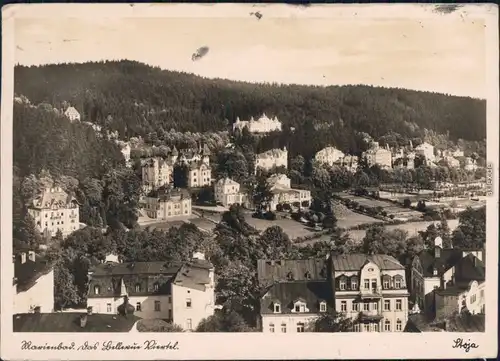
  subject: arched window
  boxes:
[94,285,100,295]
[396,319,403,331]
[384,319,391,332]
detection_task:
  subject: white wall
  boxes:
[14,270,54,314]
[261,314,318,333]
[171,284,215,331]
[87,295,173,319]
[29,206,80,237]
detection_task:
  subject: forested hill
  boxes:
[14,60,486,143]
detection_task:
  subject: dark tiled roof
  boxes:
[453,254,485,286]
[331,254,404,271]
[417,248,465,277]
[257,259,328,285]
[260,281,333,315]
[91,261,183,276]
[14,253,54,293]
[189,161,210,170]
[13,313,139,332]
[172,262,212,292]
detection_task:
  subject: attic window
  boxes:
[294,301,306,313]
[274,303,281,313]
[319,302,327,312]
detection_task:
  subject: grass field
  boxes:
[336,211,383,229]
[245,217,316,238]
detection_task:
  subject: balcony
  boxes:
[360,287,383,299]
[359,310,383,322]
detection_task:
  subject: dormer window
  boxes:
[319,301,327,312]
[351,277,358,290]
[339,277,347,290]
[94,285,100,295]
[273,303,281,313]
[394,277,402,289]
[293,300,307,313]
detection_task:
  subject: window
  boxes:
[395,299,402,311]
[294,303,305,313]
[470,294,476,304]
[168,296,172,304]
[363,323,370,332]
[384,300,391,311]
[340,301,347,312]
[364,279,370,289]
[94,285,100,295]
[363,302,370,311]
[296,322,305,333]
[384,319,391,331]
[320,302,327,312]
[186,298,192,308]
[396,319,402,331]
[154,283,159,291]
[372,302,378,310]
[352,302,359,311]
[135,284,141,292]
[281,323,287,333]
[351,278,358,290]
[395,277,402,289]
[383,278,390,289]
[371,279,377,291]
[353,324,360,332]
[274,303,281,313]
[107,303,112,312]
[269,323,275,333]
[136,302,141,311]
[339,278,346,290]
[373,323,379,332]
[154,301,161,312]
[186,319,192,330]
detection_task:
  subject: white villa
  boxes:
[267,174,311,210]
[64,106,81,122]
[214,178,247,208]
[315,147,345,166]
[363,142,392,169]
[142,188,192,220]
[233,113,282,134]
[255,147,288,174]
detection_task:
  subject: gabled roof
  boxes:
[260,281,332,315]
[417,248,464,277]
[452,253,485,286]
[216,177,239,186]
[331,254,404,271]
[32,188,76,209]
[172,261,212,292]
[257,259,328,285]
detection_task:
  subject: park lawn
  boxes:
[188,217,217,232]
[336,211,383,229]
[244,216,315,239]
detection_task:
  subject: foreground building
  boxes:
[87,253,215,331]
[267,174,311,210]
[142,188,191,220]
[214,177,247,207]
[257,254,409,333]
[233,113,282,134]
[28,186,80,237]
[331,253,409,332]
[13,250,55,314]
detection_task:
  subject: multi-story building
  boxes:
[408,236,484,314]
[334,155,359,173]
[232,113,282,134]
[415,142,435,163]
[87,252,215,331]
[141,144,211,191]
[362,142,392,169]
[433,253,485,320]
[315,147,345,167]
[331,253,409,333]
[64,106,81,122]
[258,259,332,333]
[267,174,311,210]
[141,157,174,193]
[13,250,54,314]
[28,187,80,237]
[142,188,191,220]
[255,147,288,174]
[214,178,247,207]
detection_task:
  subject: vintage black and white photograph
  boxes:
[1,3,498,360]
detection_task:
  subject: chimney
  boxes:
[80,314,88,328]
[20,252,27,264]
[28,251,36,262]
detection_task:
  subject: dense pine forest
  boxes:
[14,60,486,159]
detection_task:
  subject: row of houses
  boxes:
[12,240,485,333]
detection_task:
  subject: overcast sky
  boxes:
[13,4,489,98]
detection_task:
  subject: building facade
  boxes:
[141,157,174,193]
[255,147,288,173]
[28,187,80,237]
[187,161,212,188]
[363,142,392,169]
[142,188,192,219]
[233,113,282,134]
[214,178,247,207]
[267,174,311,210]
[315,147,345,167]
[13,251,54,314]
[64,106,81,122]
[87,253,215,331]
[331,254,410,332]
[415,142,435,163]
